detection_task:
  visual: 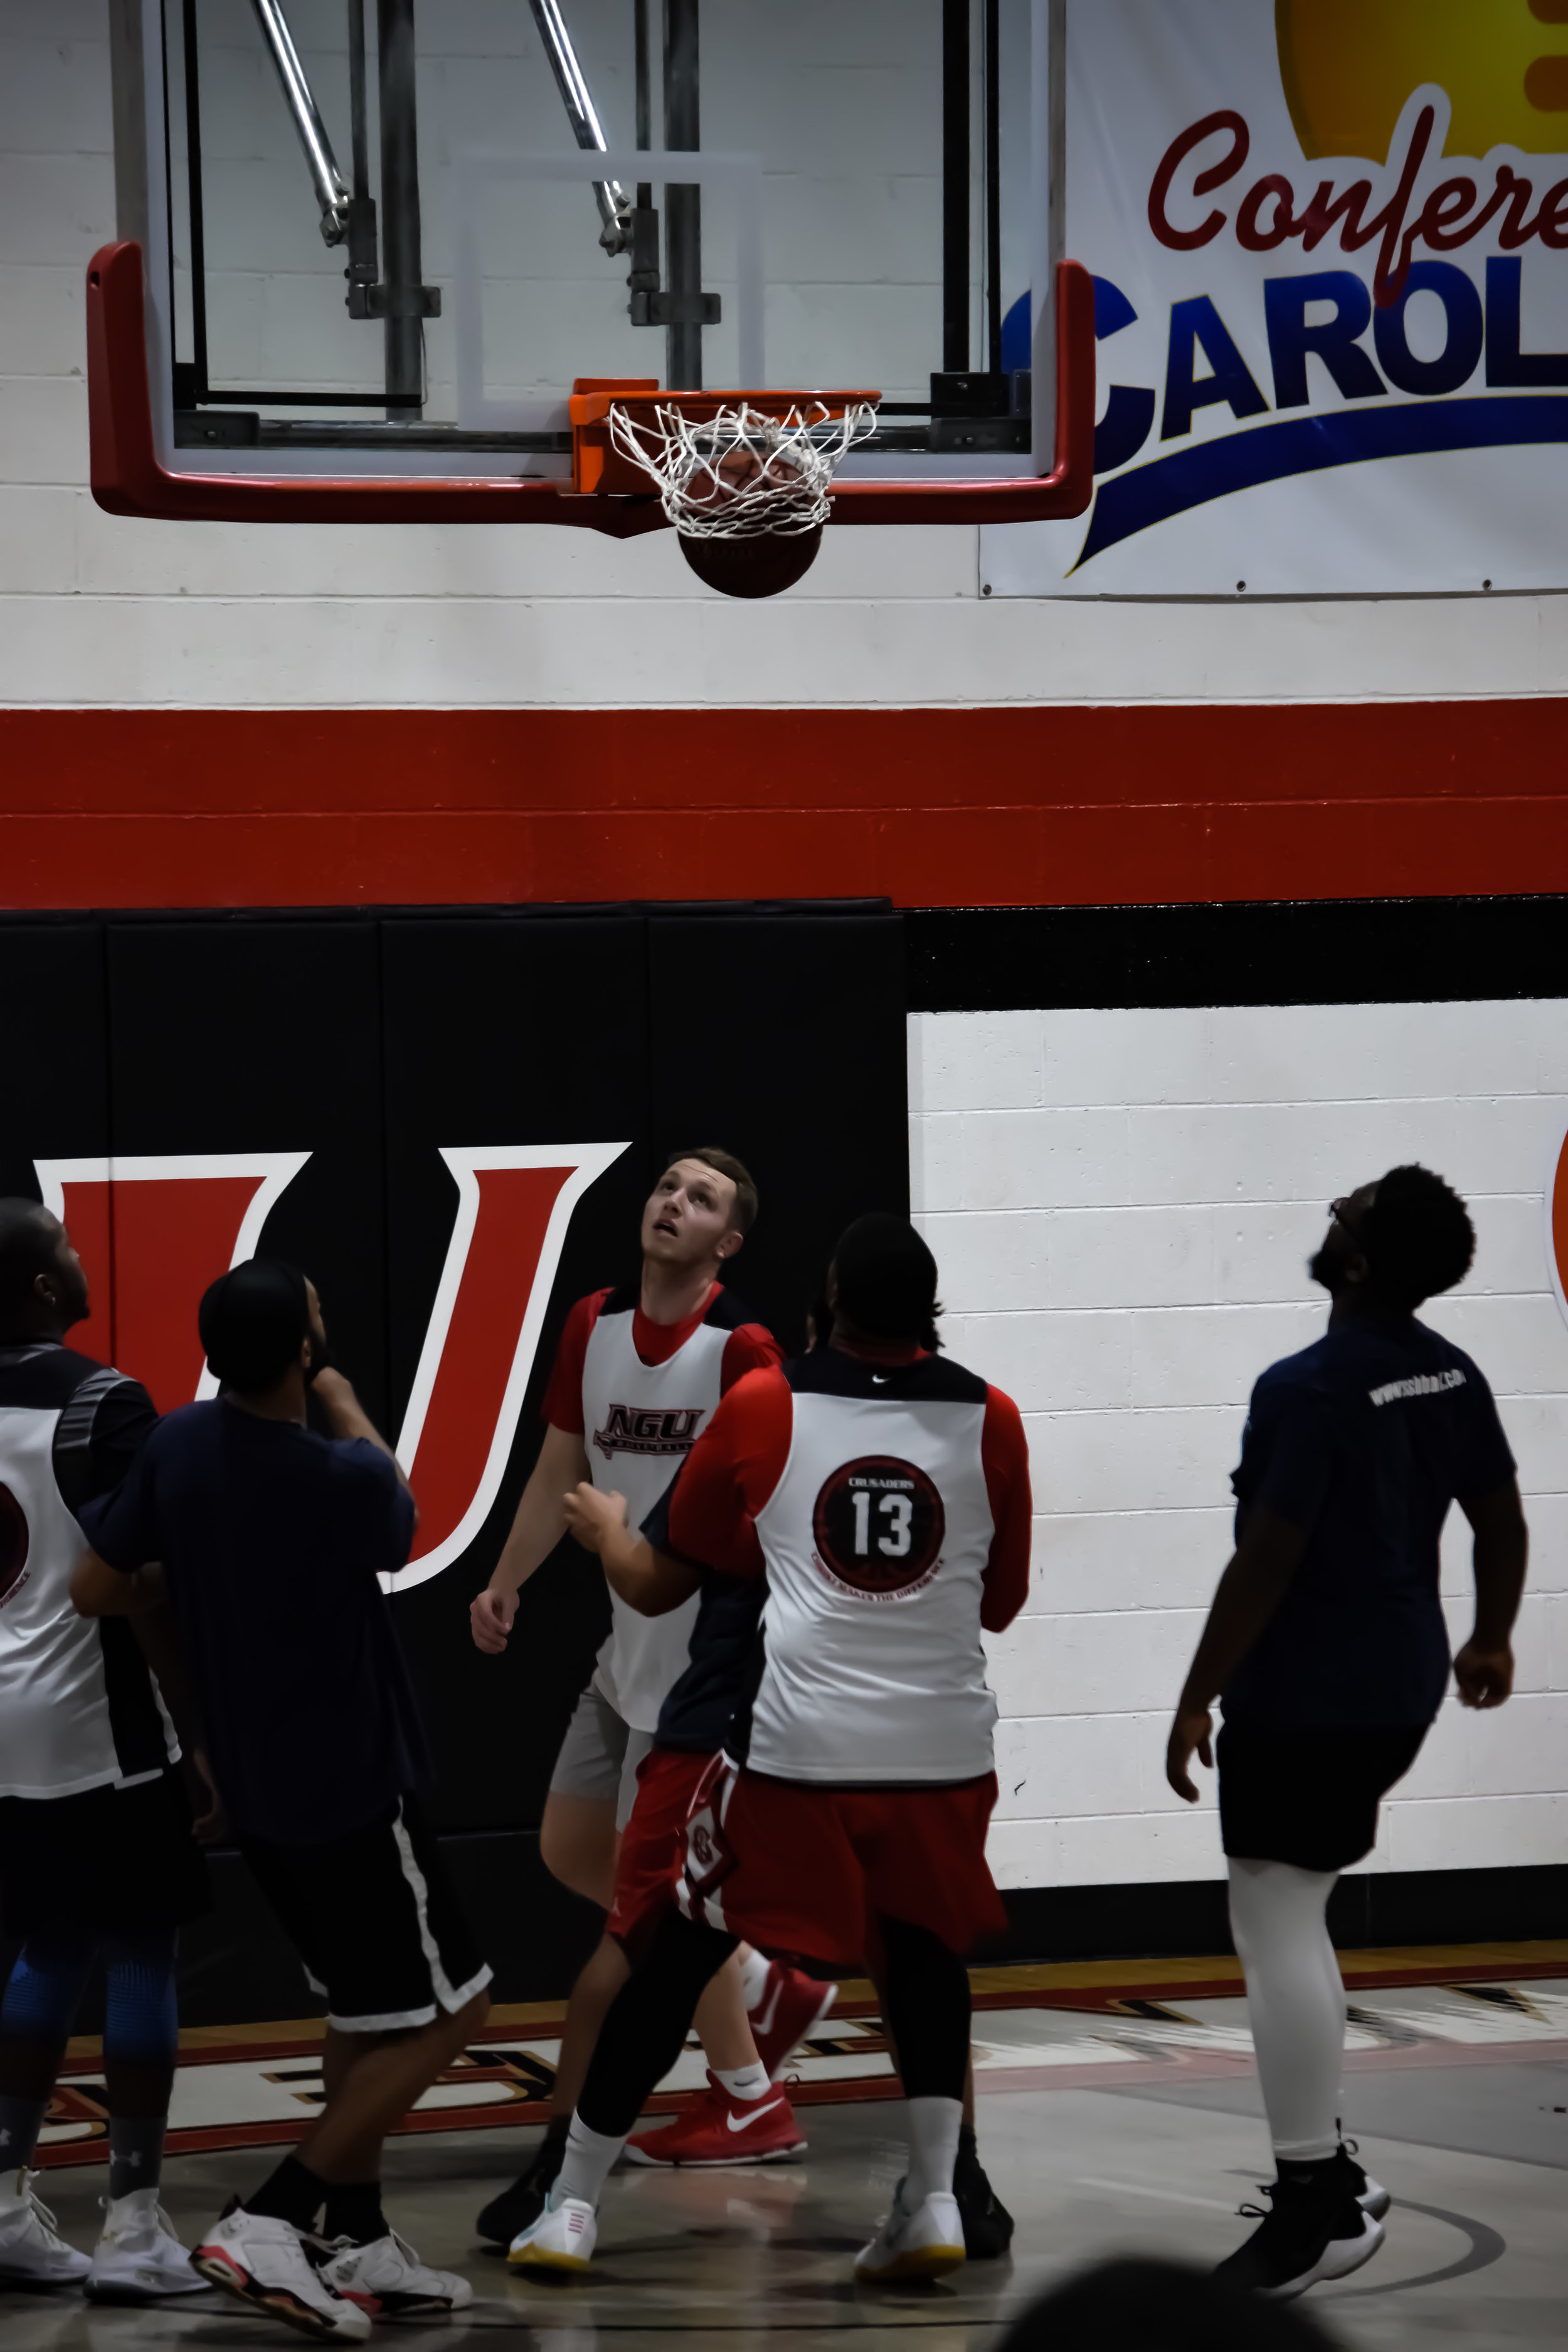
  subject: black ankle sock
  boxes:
[321,2181,388,2247]
[243,2154,327,2231]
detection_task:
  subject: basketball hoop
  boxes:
[569,383,881,595]
[608,396,880,539]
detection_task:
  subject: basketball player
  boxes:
[75,1261,488,2338]
[509,1212,1032,2281]
[0,1200,213,2301]
[1166,1165,1527,2298]
[469,1152,825,2241]
[588,1274,1012,2245]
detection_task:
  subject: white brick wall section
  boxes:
[1,8,1564,704]
[908,1000,1568,1887]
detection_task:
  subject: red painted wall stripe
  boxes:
[0,703,1562,909]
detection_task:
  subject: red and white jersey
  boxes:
[664,1343,1031,1784]
[544,1283,781,1731]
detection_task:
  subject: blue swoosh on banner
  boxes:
[1074,395,1568,569]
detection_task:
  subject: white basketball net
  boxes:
[607,397,879,538]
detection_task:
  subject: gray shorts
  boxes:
[548,1685,655,1833]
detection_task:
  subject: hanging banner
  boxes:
[987,0,1568,596]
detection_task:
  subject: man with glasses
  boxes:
[1166,1165,1527,2300]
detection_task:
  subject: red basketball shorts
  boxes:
[676,1757,1006,1967]
[606,1744,709,1947]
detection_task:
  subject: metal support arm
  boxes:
[248,0,353,245]
[526,0,635,252]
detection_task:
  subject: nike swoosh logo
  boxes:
[753,1982,781,2037]
[727,2097,787,2132]
[872,1374,889,1385]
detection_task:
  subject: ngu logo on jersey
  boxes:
[593,1404,704,1461]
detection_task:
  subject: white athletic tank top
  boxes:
[0,1384,176,1800]
[580,1296,733,1732]
[747,1358,999,1783]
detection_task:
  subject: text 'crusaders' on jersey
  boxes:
[663,1345,1032,1785]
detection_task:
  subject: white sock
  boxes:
[904,2096,963,2206]
[1228,1855,1345,2164]
[555,2115,627,2210]
[712,2060,770,2103]
[737,1949,771,2011]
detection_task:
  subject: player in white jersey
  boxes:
[0,1200,214,2301]
[469,1150,827,2240]
[508,1214,1032,2283]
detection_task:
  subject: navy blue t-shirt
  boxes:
[1222,1316,1516,1729]
[80,1400,429,1846]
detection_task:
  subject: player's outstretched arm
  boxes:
[470,1420,591,1654]
[564,1481,702,1618]
[1453,1476,1528,1709]
[1164,1506,1309,1801]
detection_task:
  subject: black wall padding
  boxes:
[909,894,1568,1012]
[0,921,111,1195]
[105,920,391,1426]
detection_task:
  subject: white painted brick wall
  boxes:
[910,999,1568,1887]
[2,3,1565,702]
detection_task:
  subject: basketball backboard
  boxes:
[94,1,1093,531]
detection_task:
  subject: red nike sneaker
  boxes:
[750,1961,839,2081]
[624,2074,807,2168]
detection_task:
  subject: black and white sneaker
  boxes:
[1335,2138,1391,2219]
[1214,2171,1384,2299]
[953,2129,1014,2260]
[475,2125,567,2249]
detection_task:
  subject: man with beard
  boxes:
[1167,1165,1527,2299]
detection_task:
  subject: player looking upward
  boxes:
[509,1212,1032,2282]
[469,1150,827,2243]
[0,1200,213,2302]
[1167,1165,1528,2300]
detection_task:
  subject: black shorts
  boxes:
[238,1794,491,2033]
[0,1765,212,1940]
[1217,1717,1428,1873]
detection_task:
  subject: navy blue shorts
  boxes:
[1217,1718,1427,1872]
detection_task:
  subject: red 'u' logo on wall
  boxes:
[35,1145,627,1595]
[1547,1124,1568,1331]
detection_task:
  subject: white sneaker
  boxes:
[507,2189,598,2274]
[317,2229,474,2319]
[87,2187,209,2301]
[192,2203,371,2339]
[854,2185,967,2281]
[0,2165,92,2287]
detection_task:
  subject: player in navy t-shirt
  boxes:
[1166,1165,1527,2300]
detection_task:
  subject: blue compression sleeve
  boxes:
[101,1932,179,2075]
[1,1937,96,2045]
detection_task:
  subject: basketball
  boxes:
[677,523,825,597]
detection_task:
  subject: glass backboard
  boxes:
[100,1,1089,515]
